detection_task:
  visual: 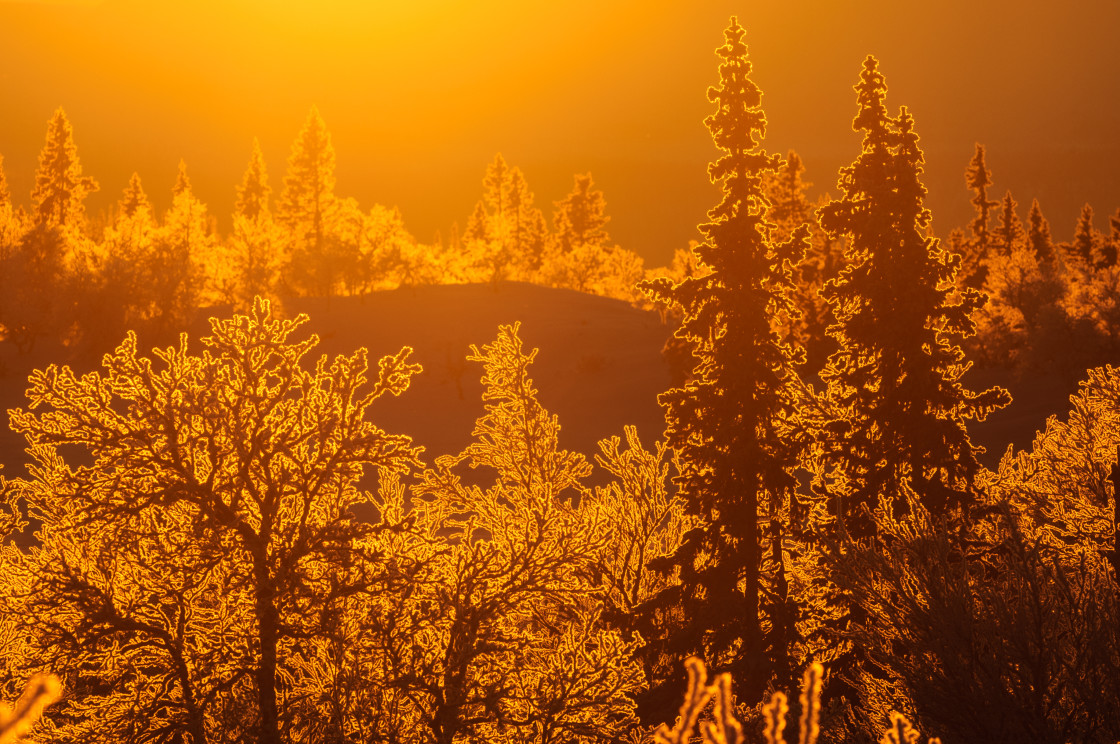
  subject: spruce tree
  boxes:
[236,138,271,222]
[1069,203,1100,270]
[31,108,98,229]
[277,107,339,296]
[118,172,152,221]
[639,17,808,702]
[993,191,1025,256]
[1105,208,1120,269]
[553,172,611,253]
[818,57,1008,536]
[1027,199,1055,265]
[960,144,998,287]
[231,140,283,310]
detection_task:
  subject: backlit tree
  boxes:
[817,56,1009,536]
[229,140,284,311]
[278,107,342,296]
[639,17,809,702]
[31,108,98,230]
[552,172,611,254]
[8,299,422,744]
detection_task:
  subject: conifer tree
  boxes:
[118,172,152,220]
[1027,198,1055,265]
[764,151,814,242]
[553,172,611,253]
[959,144,998,287]
[463,200,490,243]
[147,161,214,330]
[1068,203,1101,270]
[277,107,340,296]
[818,57,1008,536]
[639,17,809,701]
[482,152,511,223]
[992,191,1025,256]
[31,108,98,229]
[230,141,283,310]
[89,173,157,338]
[236,138,271,222]
[1104,208,1120,269]
[462,155,548,281]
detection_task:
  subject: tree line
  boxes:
[2,15,1120,744]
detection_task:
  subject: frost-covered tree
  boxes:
[31,108,98,230]
[639,17,809,701]
[7,299,421,744]
[818,56,1008,536]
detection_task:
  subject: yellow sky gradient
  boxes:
[0,0,1117,264]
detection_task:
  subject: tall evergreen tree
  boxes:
[1027,198,1055,265]
[1104,207,1120,269]
[959,144,998,287]
[992,191,1025,257]
[553,172,611,253]
[764,150,814,243]
[818,57,1008,536]
[1068,203,1101,270]
[119,172,152,221]
[31,108,98,229]
[230,140,283,310]
[236,138,271,222]
[277,107,339,296]
[639,17,808,702]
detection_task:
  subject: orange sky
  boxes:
[0,0,1117,264]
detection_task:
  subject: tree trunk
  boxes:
[254,550,281,744]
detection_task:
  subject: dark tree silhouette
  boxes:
[1027,198,1055,265]
[640,17,809,703]
[553,172,611,254]
[31,108,98,229]
[277,107,342,296]
[959,144,998,287]
[818,56,1008,536]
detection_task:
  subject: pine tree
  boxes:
[118,172,152,220]
[236,138,271,222]
[31,108,98,229]
[230,141,283,310]
[959,144,998,287]
[1068,203,1101,270]
[639,17,809,701]
[463,200,490,243]
[1027,198,1055,265]
[482,152,511,223]
[553,172,611,253]
[992,191,1025,257]
[1104,207,1120,269]
[147,161,215,331]
[277,107,340,296]
[764,150,814,243]
[818,56,1008,536]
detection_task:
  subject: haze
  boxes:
[0,0,1116,264]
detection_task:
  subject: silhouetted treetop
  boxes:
[553,172,610,253]
[819,57,1009,534]
[31,108,98,229]
[235,138,271,222]
[640,15,808,702]
[118,172,152,221]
